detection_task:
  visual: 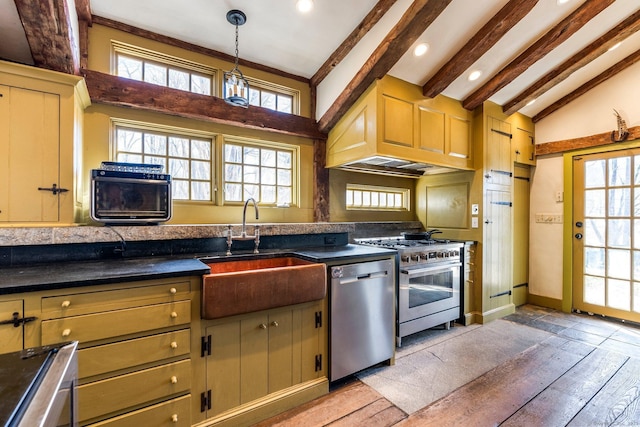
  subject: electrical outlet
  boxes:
[555,191,564,202]
[471,204,479,215]
[535,213,563,223]
[471,217,479,228]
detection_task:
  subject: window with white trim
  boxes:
[246,78,299,114]
[346,184,409,211]
[223,139,297,206]
[114,123,215,201]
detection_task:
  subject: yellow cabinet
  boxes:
[508,112,536,166]
[203,301,325,418]
[327,75,474,174]
[0,299,25,353]
[485,116,513,188]
[0,61,89,224]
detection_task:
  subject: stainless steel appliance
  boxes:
[90,162,172,224]
[356,236,464,347]
[330,258,395,382]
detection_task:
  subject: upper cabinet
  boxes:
[327,76,474,175]
[508,112,536,166]
[0,61,90,224]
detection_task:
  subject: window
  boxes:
[223,139,297,206]
[113,42,214,96]
[113,122,214,201]
[346,184,409,211]
[246,79,299,114]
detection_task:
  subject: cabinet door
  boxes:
[486,117,512,187]
[513,127,535,165]
[267,311,294,393]
[484,189,513,312]
[0,299,24,354]
[207,321,241,416]
[0,85,60,222]
[240,313,269,403]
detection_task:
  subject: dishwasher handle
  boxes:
[332,268,389,284]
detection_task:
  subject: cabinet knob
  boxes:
[170,341,178,349]
[271,321,279,327]
[170,375,178,384]
[169,287,177,295]
[61,300,71,309]
[259,323,267,329]
[170,311,178,318]
[62,328,71,337]
[171,414,178,423]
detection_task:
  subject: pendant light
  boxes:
[223,10,250,107]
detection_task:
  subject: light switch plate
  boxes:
[471,204,479,215]
[471,217,479,228]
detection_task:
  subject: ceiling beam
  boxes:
[463,0,615,111]
[92,16,309,85]
[504,9,640,116]
[13,0,80,74]
[422,0,539,99]
[311,0,397,87]
[318,0,452,134]
[535,125,640,156]
[532,47,640,123]
[83,69,325,140]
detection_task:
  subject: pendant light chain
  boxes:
[223,9,249,107]
[233,21,240,71]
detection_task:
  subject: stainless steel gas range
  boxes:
[356,234,464,347]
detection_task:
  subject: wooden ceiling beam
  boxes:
[422,0,538,99]
[505,9,640,116]
[13,0,80,74]
[535,125,640,156]
[463,0,615,111]
[532,47,640,123]
[311,0,397,88]
[83,69,325,140]
[318,0,451,134]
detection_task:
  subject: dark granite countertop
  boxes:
[0,244,396,295]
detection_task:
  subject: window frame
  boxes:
[245,77,300,115]
[346,184,410,211]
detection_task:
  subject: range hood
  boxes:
[336,156,459,178]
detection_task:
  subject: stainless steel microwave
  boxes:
[90,166,172,224]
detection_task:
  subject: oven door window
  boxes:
[407,267,457,308]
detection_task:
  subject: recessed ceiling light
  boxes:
[296,0,314,13]
[526,99,536,107]
[608,42,622,52]
[413,43,429,57]
[557,0,570,5]
[468,70,482,81]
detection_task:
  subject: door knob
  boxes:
[575,221,583,228]
[575,233,583,239]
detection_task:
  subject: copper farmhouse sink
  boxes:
[201,257,327,319]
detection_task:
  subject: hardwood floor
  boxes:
[256,305,640,426]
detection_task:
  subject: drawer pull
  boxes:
[62,328,71,337]
[170,375,178,384]
[259,323,267,329]
[171,414,178,423]
[170,341,178,349]
[61,300,71,309]
[271,321,279,327]
[170,312,178,319]
[169,287,177,295]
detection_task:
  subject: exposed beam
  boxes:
[13,0,80,74]
[505,9,640,116]
[422,0,538,98]
[535,125,640,156]
[318,0,452,134]
[310,0,397,87]
[75,0,92,23]
[463,0,615,111]
[92,15,309,85]
[532,47,640,123]
[83,69,325,140]
[313,139,330,222]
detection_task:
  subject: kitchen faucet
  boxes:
[226,198,260,255]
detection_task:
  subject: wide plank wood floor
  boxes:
[256,305,640,427]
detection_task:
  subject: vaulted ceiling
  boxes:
[2,0,640,133]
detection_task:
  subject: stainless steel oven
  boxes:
[90,162,172,224]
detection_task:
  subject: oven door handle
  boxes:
[400,262,462,276]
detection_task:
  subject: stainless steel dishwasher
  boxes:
[330,258,395,381]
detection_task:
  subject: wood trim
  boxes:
[504,9,640,116]
[13,0,80,74]
[313,139,330,222]
[463,0,615,111]
[82,69,326,140]
[75,0,92,24]
[318,0,451,134]
[310,0,397,87]
[422,0,538,98]
[533,48,640,123]
[535,125,640,156]
[78,19,89,71]
[92,15,310,85]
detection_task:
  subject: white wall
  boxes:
[530,60,640,300]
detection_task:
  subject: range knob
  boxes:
[411,253,421,261]
[437,251,446,258]
[401,255,411,263]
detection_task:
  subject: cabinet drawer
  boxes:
[79,329,191,378]
[41,281,191,319]
[86,395,191,427]
[78,359,191,422]
[41,300,191,345]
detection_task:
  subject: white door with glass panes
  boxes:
[573,149,640,323]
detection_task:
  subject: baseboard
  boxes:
[527,294,563,311]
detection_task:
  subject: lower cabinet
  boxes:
[0,299,25,353]
[201,300,327,424]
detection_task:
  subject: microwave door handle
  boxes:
[400,263,462,276]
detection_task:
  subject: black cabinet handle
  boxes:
[38,184,69,195]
